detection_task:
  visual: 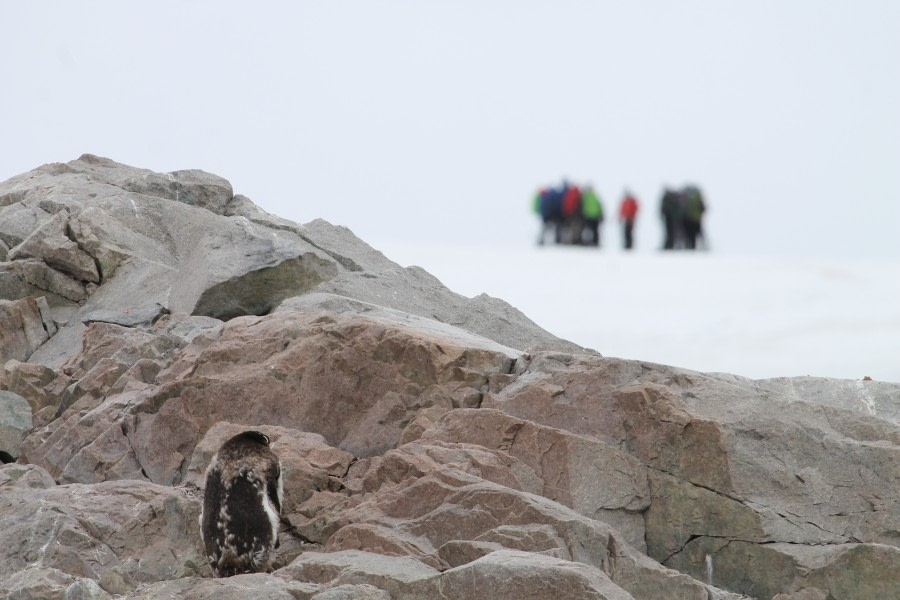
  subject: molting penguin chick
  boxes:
[200,430,283,577]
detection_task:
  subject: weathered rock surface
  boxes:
[1,157,897,599]
[0,154,584,369]
[7,208,100,284]
[0,296,53,363]
[0,390,33,460]
[128,574,322,599]
[1,567,111,600]
[0,462,57,489]
[418,408,651,551]
[0,359,66,423]
[276,549,636,600]
[0,473,205,595]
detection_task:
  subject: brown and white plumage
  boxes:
[199,430,283,577]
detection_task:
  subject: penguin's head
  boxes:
[232,430,270,447]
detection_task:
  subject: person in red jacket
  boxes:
[619,191,639,250]
[560,182,583,244]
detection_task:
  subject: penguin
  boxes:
[199,430,283,577]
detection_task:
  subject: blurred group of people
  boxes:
[531,180,639,249]
[531,180,706,251]
[532,181,605,246]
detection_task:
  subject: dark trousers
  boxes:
[623,220,635,249]
[538,217,560,245]
[582,219,600,246]
[684,220,701,249]
[663,215,675,249]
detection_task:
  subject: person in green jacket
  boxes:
[580,185,604,246]
[682,185,706,250]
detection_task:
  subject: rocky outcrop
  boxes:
[1,157,897,599]
[0,154,584,369]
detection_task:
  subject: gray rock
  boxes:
[0,261,31,300]
[277,550,440,595]
[420,408,651,551]
[125,167,234,215]
[0,296,50,363]
[0,390,32,461]
[8,209,100,283]
[19,258,88,303]
[67,205,173,279]
[300,218,589,354]
[177,249,339,321]
[18,321,186,482]
[0,479,205,594]
[127,574,321,600]
[35,295,58,336]
[0,360,68,427]
[310,584,391,600]
[0,462,57,489]
[0,154,233,216]
[159,314,224,345]
[673,540,900,600]
[1,155,583,373]
[26,320,87,371]
[19,306,486,484]
[438,540,509,568]
[277,292,522,361]
[404,549,636,600]
[755,374,900,425]
[483,354,900,597]
[0,567,111,600]
[0,201,54,249]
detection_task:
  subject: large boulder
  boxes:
[481,353,900,597]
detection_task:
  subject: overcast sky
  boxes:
[3,2,899,260]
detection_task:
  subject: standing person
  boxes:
[534,186,562,245]
[580,185,603,246]
[560,181,583,244]
[682,185,706,250]
[660,188,678,250]
[618,190,639,250]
